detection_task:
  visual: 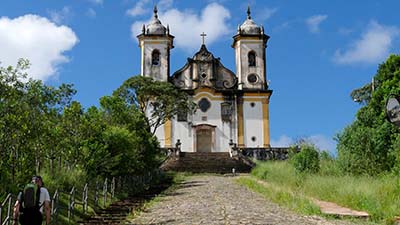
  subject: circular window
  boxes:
[251,136,256,142]
[201,73,207,79]
[198,98,211,112]
[247,74,258,84]
[250,102,255,107]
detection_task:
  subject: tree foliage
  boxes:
[290,144,320,173]
[337,54,400,175]
[0,59,77,192]
[0,60,163,194]
[114,76,196,135]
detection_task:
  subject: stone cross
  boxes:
[200,32,207,45]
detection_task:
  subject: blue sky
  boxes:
[1,0,399,154]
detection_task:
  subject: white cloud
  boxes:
[271,134,337,156]
[272,21,291,33]
[159,0,174,9]
[48,6,72,24]
[127,0,174,17]
[307,135,336,154]
[86,8,97,18]
[271,135,293,147]
[334,21,399,65]
[0,15,78,81]
[131,3,231,51]
[255,7,278,22]
[88,0,103,5]
[338,27,353,36]
[127,0,150,17]
[306,14,327,33]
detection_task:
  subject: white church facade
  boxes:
[137,6,272,153]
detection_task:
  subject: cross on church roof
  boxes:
[200,32,207,45]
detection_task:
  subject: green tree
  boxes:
[58,101,85,169]
[337,54,400,175]
[291,144,320,173]
[114,76,196,135]
[0,59,78,192]
[99,94,160,174]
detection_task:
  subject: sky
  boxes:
[0,0,399,154]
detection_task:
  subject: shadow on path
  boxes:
[78,178,173,225]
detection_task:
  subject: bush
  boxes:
[291,144,320,173]
[319,155,342,176]
[41,167,87,193]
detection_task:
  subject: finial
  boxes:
[153,5,158,19]
[200,32,207,45]
[142,24,146,34]
[247,5,251,19]
[166,24,170,34]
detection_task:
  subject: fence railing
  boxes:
[51,190,60,224]
[0,193,14,225]
[0,170,164,225]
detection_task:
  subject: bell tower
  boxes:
[232,6,269,90]
[137,6,174,81]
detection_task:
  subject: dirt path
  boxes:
[129,175,355,225]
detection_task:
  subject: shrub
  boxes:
[291,144,320,173]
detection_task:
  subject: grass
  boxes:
[247,160,400,224]
[236,176,321,215]
[40,168,118,225]
[39,167,173,225]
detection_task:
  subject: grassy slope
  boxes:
[243,161,400,224]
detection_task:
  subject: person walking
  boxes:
[13,176,51,225]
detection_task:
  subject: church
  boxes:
[137,6,272,153]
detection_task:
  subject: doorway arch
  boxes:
[193,124,216,152]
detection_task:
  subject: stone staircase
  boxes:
[79,198,143,225]
[160,152,254,174]
[79,182,171,225]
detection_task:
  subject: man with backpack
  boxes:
[13,176,51,225]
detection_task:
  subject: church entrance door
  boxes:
[196,129,212,152]
[193,124,216,152]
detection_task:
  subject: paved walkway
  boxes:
[129,175,356,225]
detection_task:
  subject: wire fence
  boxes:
[0,170,164,225]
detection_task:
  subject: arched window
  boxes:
[152,49,160,66]
[248,51,256,67]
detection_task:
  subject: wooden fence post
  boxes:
[0,193,14,225]
[103,178,108,208]
[82,184,88,214]
[111,177,115,199]
[68,187,75,222]
[51,190,60,224]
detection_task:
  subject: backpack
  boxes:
[21,183,41,210]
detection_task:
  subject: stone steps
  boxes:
[161,152,254,173]
[78,183,171,225]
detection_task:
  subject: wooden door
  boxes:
[196,129,212,152]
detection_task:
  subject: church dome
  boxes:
[146,6,166,35]
[238,6,263,35]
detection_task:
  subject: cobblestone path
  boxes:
[129,175,355,225]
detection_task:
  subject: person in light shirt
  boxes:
[13,176,51,225]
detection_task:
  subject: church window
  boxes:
[198,98,211,112]
[251,136,256,142]
[248,51,256,67]
[247,74,258,84]
[201,73,207,79]
[152,49,160,66]
[221,102,232,121]
[250,102,256,107]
